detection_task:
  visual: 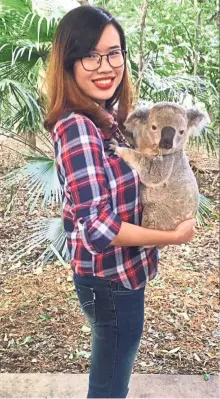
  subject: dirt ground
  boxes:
[0,139,219,376]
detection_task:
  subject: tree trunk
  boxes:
[193,0,201,77]
[77,0,90,5]
[135,0,149,104]
[192,0,201,104]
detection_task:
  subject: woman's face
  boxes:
[74,24,125,106]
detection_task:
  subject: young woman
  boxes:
[44,6,196,398]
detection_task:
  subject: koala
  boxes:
[110,102,209,247]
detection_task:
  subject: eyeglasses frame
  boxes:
[80,49,127,72]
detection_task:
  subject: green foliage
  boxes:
[0,0,32,12]
[97,0,219,124]
[0,0,58,134]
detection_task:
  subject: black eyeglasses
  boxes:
[81,49,127,71]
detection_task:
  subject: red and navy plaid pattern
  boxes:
[53,109,158,290]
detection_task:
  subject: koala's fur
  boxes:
[110,102,209,246]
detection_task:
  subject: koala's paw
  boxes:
[109,138,121,154]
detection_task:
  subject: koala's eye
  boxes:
[152,125,157,130]
[180,130,184,135]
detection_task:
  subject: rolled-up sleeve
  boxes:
[55,115,122,254]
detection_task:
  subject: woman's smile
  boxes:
[92,77,115,90]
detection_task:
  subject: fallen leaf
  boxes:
[203,373,211,381]
[34,267,43,275]
[139,361,147,368]
[39,313,51,321]
[81,325,91,333]
[168,347,181,354]
[22,336,33,345]
[69,353,75,360]
[76,350,91,359]
[193,353,201,362]
[185,287,193,295]
[3,288,12,294]
[181,312,190,321]
[212,331,220,338]
[3,334,8,342]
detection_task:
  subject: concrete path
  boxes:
[0,374,219,398]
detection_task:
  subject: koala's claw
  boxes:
[109,138,119,152]
[109,138,118,145]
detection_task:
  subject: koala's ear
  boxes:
[126,106,150,125]
[122,129,136,148]
[187,108,210,137]
[123,106,150,147]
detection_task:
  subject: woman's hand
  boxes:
[173,218,197,244]
[110,219,197,248]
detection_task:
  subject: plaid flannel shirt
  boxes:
[53,109,158,290]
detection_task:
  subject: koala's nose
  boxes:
[159,126,175,149]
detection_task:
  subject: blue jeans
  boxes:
[74,273,145,398]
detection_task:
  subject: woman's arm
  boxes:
[110,219,196,247]
[55,115,122,255]
[55,114,196,252]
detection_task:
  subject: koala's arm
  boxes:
[110,143,150,183]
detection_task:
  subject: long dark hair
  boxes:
[44,6,133,132]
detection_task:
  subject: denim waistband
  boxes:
[74,272,146,292]
[74,272,112,288]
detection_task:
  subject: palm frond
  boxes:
[0,0,32,12]
[1,155,62,212]
[141,67,208,102]
[22,12,59,44]
[0,12,26,38]
[0,9,32,40]
[0,58,40,81]
[189,126,219,156]
[197,193,215,227]
[2,96,44,135]
[11,41,39,65]
[0,79,42,127]
[9,217,69,265]
[1,7,58,44]
[129,57,218,107]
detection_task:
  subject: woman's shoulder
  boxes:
[54,110,99,137]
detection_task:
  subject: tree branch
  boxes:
[77,0,90,4]
[135,0,149,103]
